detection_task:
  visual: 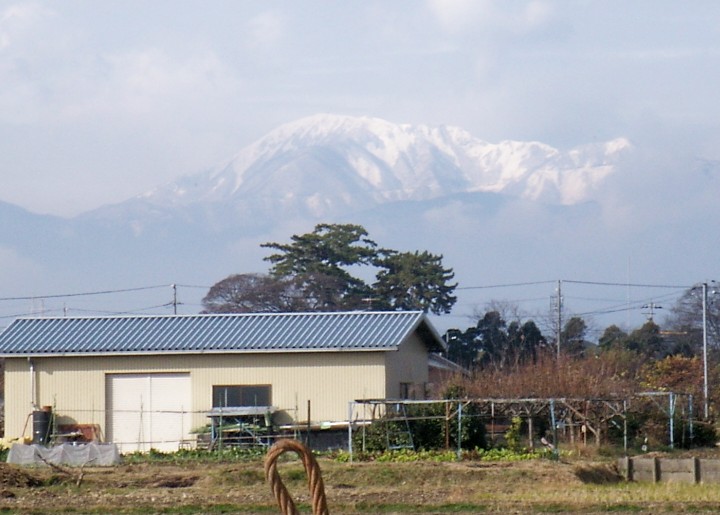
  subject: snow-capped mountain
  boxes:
[8,113,718,337]
[134,114,630,220]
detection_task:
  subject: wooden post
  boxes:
[653,457,660,483]
[445,402,450,450]
[528,417,534,451]
[490,402,495,446]
[307,400,311,448]
[619,456,633,481]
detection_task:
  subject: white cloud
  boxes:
[425,0,555,34]
[244,10,285,49]
[89,49,239,118]
[0,3,55,54]
[425,0,489,33]
[522,1,553,29]
[0,3,52,28]
[0,0,719,219]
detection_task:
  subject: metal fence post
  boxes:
[347,401,353,464]
[456,401,463,460]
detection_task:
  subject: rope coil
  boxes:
[264,439,329,515]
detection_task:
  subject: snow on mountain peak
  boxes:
[140,114,630,216]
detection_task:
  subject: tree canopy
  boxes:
[203,223,457,315]
[446,310,547,371]
[561,316,589,357]
[202,273,295,313]
[373,250,456,314]
[201,272,359,313]
[664,286,720,355]
[262,223,377,278]
[442,289,720,445]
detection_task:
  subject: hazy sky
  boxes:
[2,1,720,216]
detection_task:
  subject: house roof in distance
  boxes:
[0,311,445,357]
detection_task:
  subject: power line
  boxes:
[575,304,647,317]
[0,310,63,320]
[568,289,688,317]
[562,279,690,289]
[457,278,690,293]
[0,284,170,302]
[450,280,695,330]
[564,290,682,308]
[0,279,689,304]
[457,280,556,290]
[66,303,177,316]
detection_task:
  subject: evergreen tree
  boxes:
[204,223,457,315]
[373,250,457,315]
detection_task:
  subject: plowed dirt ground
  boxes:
[0,456,719,514]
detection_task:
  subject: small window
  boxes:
[213,385,271,407]
[399,382,412,400]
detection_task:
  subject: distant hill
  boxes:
[88,114,628,230]
[1,114,715,337]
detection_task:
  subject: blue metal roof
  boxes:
[0,311,445,357]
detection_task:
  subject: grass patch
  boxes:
[6,451,720,513]
[155,505,276,514]
[599,504,648,512]
[352,502,490,513]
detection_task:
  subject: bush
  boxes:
[504,416,524,452]
[337,447,549,463]
[463,447,544,461]
[352,400,487,453]
[408,402,486,451]
[688,419,718,447]
[121,446,266,464]
[352,419,398,453]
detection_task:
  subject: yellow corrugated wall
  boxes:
[3,348,409,442]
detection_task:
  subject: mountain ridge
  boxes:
[129,114,630,220]
[5,114,709,337]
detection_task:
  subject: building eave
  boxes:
[0,346,399,359]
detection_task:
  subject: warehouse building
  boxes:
[0,311,445,452]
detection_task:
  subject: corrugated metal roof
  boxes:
[0,311,445,357]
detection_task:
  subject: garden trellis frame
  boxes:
[347,392,693,462]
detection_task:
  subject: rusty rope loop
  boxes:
[265,438,329,515]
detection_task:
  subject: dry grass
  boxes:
[0,456,720,513]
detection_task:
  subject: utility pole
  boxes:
[172,284,178,315]
[702,282,709,420]
[641,302,662,321]
[556,280,562,360]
